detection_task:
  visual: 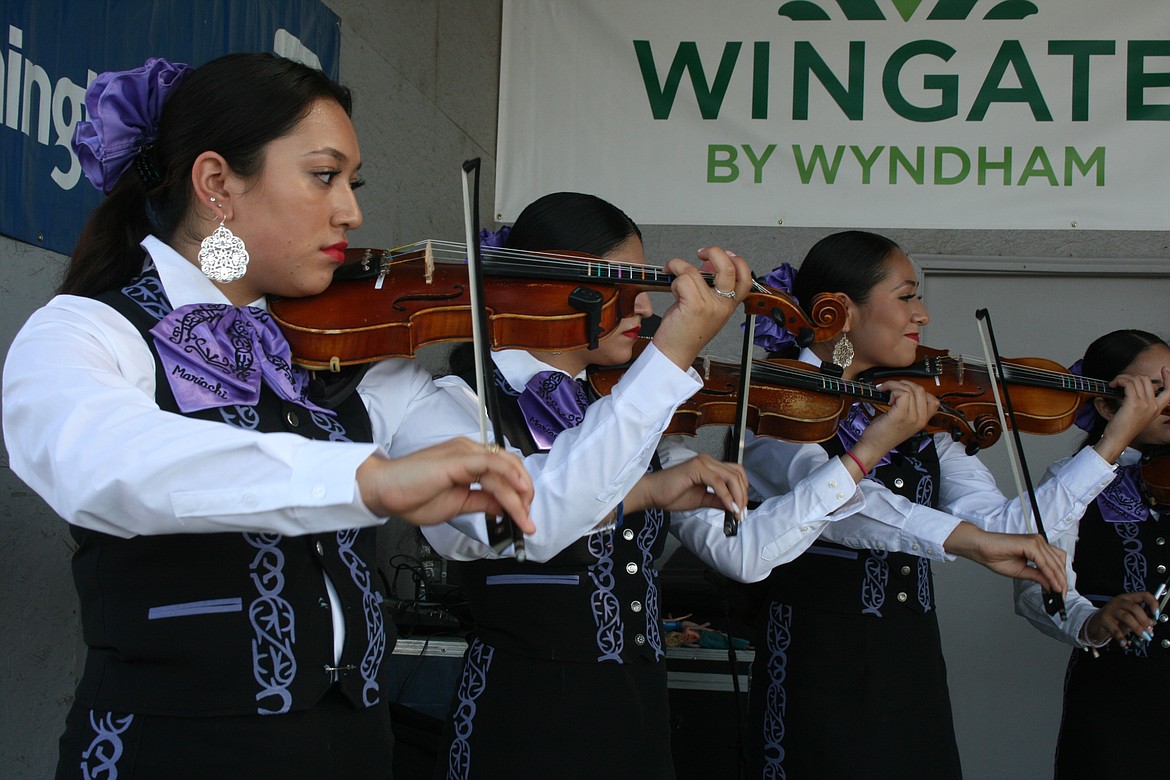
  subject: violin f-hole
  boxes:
[568,287,605,349]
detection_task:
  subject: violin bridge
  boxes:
[957,356,964,385]
[424,240,435,285]
[702,355,711,380]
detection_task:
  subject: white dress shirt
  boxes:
[421,348,704,561]
[742,348,1118,563]
[1014,448,1147,649]
[4,237,703,555]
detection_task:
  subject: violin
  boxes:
[269,241,846,371]
[587,341,999,451]
[861,344,1140,441]
[1140,447,1170,506]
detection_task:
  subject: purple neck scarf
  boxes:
[149,303,332,416]
[836,403,929,473]
[1097,463,1151,523]
[517,370,589,450]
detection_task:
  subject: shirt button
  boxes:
[911,543,920,551]
[315,541,325,556]
[626,562,639,575]
[312,485,327,499]
[635,634,646,646]
[897,592,908,602]
[243,493,258,507]
[800,526,810,533]
[286,410,300,427]
[900,566,911,576]
[828,480,838,489]
[894,478,905,488]
[631,601,643,613]
[623,529,635,541]
[836,492,846,500]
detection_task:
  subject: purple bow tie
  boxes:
[836,403,928,472]
[1097,463,1151,523]
[516,370,589,450]
[150,303,332,416]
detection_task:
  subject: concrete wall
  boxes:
[3,1,1169,777]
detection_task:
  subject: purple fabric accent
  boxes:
[1097,464,1150,524]
[752,262,800,353]
[479,225,512,248]
[516,370,589,450]
[149,304,333,415]
[1067,359,1103,432]
[72,58,192,193]
[835,403,927,472]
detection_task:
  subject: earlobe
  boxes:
[1093,396,1116,422]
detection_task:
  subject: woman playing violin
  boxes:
[426,194,943,780]
[1015,329,1170,780]
[741,231,1162,780]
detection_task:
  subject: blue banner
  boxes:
[1,0,341,255]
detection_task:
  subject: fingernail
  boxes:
[1143,631,1154,641]
[732,501,741,515]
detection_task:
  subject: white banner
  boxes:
[497,0,1170,230]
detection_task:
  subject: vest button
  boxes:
[1158,564,1168,575]
[1162,639,1170,649]
[1160,614,1168,623]
[623,528,635,541]
[1156,537,1166,546]
[315,541,325,556]
[626,562,639,575]
[894,478,905,488]
[631,601,643,613]
[900,566,911,576]
[634,634,646,646]
[896,592,908,602]
[286,410,300,427]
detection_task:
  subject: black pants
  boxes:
[56,686,394,780]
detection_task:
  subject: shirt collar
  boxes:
[493,349,582,394]
[140,235,265,310]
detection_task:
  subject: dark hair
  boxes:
[449,192,642,376]
[63,53,353,297]
[1077,329,1167,448]
[503,192,641,256]
[792,230,902,311]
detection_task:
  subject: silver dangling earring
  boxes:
[832,332,854,370]
[199,197,250,283]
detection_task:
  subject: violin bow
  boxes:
[975,309,1066,620]
[722,309,756,536]
[461,158,526,560]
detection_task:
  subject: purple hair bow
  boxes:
[751,262,799,353]
[72,57,192,193]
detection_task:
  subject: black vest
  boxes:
[1071,485,1170,658]
[455,365,668,663]
[765,430,941,618]
[68,272,392,716]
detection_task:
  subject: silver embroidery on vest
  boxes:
[247,532,296,714]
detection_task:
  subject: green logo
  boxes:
[777,0,1039,21]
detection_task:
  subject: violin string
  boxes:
[390,240,772,292]
[939,354,1120,396]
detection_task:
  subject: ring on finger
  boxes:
[484,442,502,454]
[712,286,737,300]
